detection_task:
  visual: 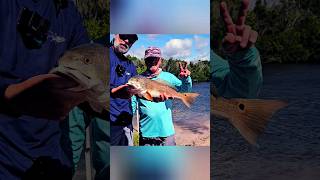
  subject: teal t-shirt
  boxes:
[132,71,192,137]
[211,47,263,98]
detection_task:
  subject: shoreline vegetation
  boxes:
[127,55,211,82]
[74,0,109,40]
[211,0,320,64]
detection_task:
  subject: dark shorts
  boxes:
[110,122,133,146]
[139,134,176,146]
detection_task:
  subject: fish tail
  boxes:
[180,93,200,108]
[228,99,288,146]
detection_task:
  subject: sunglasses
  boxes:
[119,34,138,44]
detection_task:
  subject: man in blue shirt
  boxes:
[0,0,90,179]
[132,47,193,146]
[110,34,139,146]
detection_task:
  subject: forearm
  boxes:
[212,47,263,98]
[0,77,21,116]
[110,85,132,99]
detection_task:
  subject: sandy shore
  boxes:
[174,120,210,146]
[133,115,210,146]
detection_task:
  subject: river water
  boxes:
[211,64,320,180]
[173,82,210,123]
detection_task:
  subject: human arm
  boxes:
[212,0,262,98]
[1,74,87,120]
[211,48,262,98]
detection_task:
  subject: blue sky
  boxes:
[111,0,210,34]
[111,34,210,62]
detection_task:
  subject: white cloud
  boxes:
[193,35,209,50]
[193,35,210,61]
[163,38,192,59]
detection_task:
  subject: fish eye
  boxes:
[83,58,92,64]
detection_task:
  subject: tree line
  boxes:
[127,55,210,82]
[211,0,320,63]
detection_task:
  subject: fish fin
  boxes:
[180,93,200,108]
[142,91,154,101]
[154,79,177,90]
[229,99,288,145]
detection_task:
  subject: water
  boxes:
[172,82,210,146]
[173,82,210,123]
[211,64,320,179]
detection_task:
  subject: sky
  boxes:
[111,0,209,34]
[111,34,210,62]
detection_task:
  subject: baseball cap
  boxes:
[144,47,162,59]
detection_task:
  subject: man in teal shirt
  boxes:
[132,47,193,146]
[212,0,262,98]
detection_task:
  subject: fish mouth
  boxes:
[50,66,92,89]
[51,71,80,88]
[126,82,135,87]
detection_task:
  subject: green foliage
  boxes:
[127,56,210,82]
[127,55,147,74]
[133,131,139,146]
[189,60,210,82]
[74,0,109,40]
[211,0,320,63]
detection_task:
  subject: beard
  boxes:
[114,41,129,54]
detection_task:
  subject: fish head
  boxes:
[51,43,110,113]
[127,75,147,91]
[57,43,109,87]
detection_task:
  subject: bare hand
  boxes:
[178,62,191,78]
[111,84,133,99]
[220,0,258,53]
[4,74,86,120]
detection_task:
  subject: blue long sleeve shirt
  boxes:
[132,71,192,137]
[211,47,263,98]
[109,47,137,123]
[0,0,89,178]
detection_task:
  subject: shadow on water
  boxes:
[211,64,320,180]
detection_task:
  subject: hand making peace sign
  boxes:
[179,62,191,78]
[220,0,258,53]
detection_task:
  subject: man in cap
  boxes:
[132,47,193,146]
[110,34,139,146]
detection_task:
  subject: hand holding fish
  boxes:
[221,0,258,53]
[178,62,190,78]
[3,74,86,120]
[111,84,134,99]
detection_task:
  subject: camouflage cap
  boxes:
[144,47,162,59]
